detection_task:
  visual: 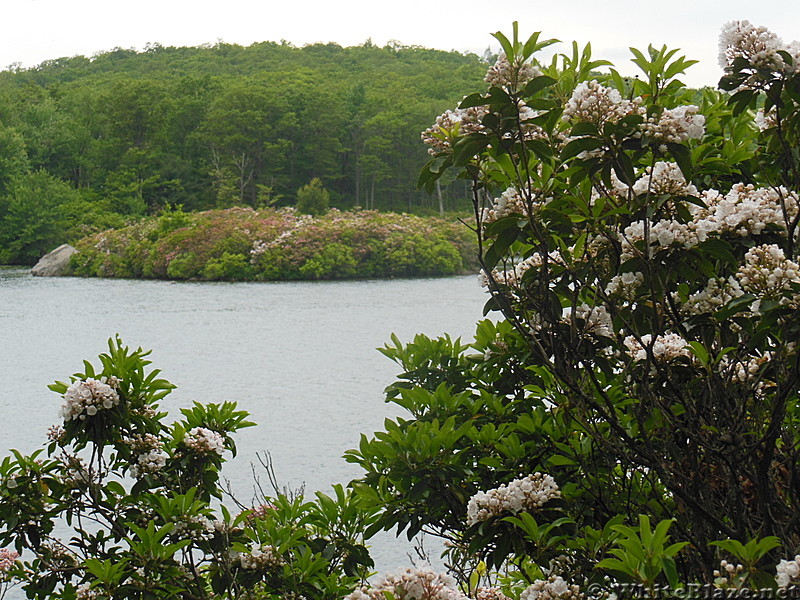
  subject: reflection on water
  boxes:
[0,269,486,572]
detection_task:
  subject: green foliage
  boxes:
[596,516,687,591]
[296,178,331,216]
[156,204,191,236]
[353,18,800,596]
[165,252,200,280]
[710,537,783,590]
[349,321,666,582]
[0,40,489,263]
[202,252,254,281]
[0,126,29,197]
[0,338,375,599]
[299,243,357,279]
[0,170,89,265]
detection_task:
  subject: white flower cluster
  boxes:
[485,54,541,89]
[562,80,644,127]
[423,95,545,155]
[250,213,314,259]
[200,517,238,536]
[719,21,800,74]
[546,555,576,577]
[631,161,698,198]
[59,453,95,487]
[184,427,226,456]
[623,333,691,363]
[421,106,489,155]
[458,105,490,136]
[605,272,644,300]
[251,230,292,257]
[621,184,799,260]
[481,335,510,360]
[520,576,583,600]
[245,502,276,520]
[677,277,744,316]
[475,588,512,600]
[479,268,506,289]
[572,304,614,338]
[639,105,705,146]
[466,473,560,526]
[421,110,462,155]
[713,560,745,587]
[345,564,468,600]
[736,244,800,304]
[172,514,217,541]
[481,187,531,223]
[707,184,798,237]
[620,219,694,258]
[60,378,121,422]
[47,424,66,444]
[133,451,168,476]
[75,583,100,600]
[592,174,634,205]
[519,102,539,123]
[776,556,800,588]
[238,545,284,570]
[723,352,773,384]
[38,539,78,571]
[479,252,565,290]
[0,548,18,573]
[586,234,615,263]
[755,107,778,131]
[124,433,168,478]
[516,102,550,143]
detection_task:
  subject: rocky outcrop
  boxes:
[31,244,77,277]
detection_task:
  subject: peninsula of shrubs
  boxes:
[69,206,478,281]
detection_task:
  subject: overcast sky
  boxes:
[1,0,798,88]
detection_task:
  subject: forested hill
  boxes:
[0,41,487,264]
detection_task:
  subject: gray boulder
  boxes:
[31,244,78,277]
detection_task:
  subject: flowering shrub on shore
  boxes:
[347,18,800,600]
[70,207,477,281]
[0,338,376,599]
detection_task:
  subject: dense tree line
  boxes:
[0,40,488,264]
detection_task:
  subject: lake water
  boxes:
[0,268,487,576]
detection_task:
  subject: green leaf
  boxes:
[596,557,632,575]
[522,75,557,97]
[548,455,577,467]
[714,293,756,321]
[561,137,603,161]
[666,143,693,180]
[491,30,514,63]
[484,215,521,237]
[697,238,737,266]
[453,134,489,167]
[612,152,636,186]
[728,88,756,116]
[483,225,520,269]
[663,556,680,589]
[686,342,709,367]
[460,93,488,109]
[570,122,599,137]
[522,32,559,59]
